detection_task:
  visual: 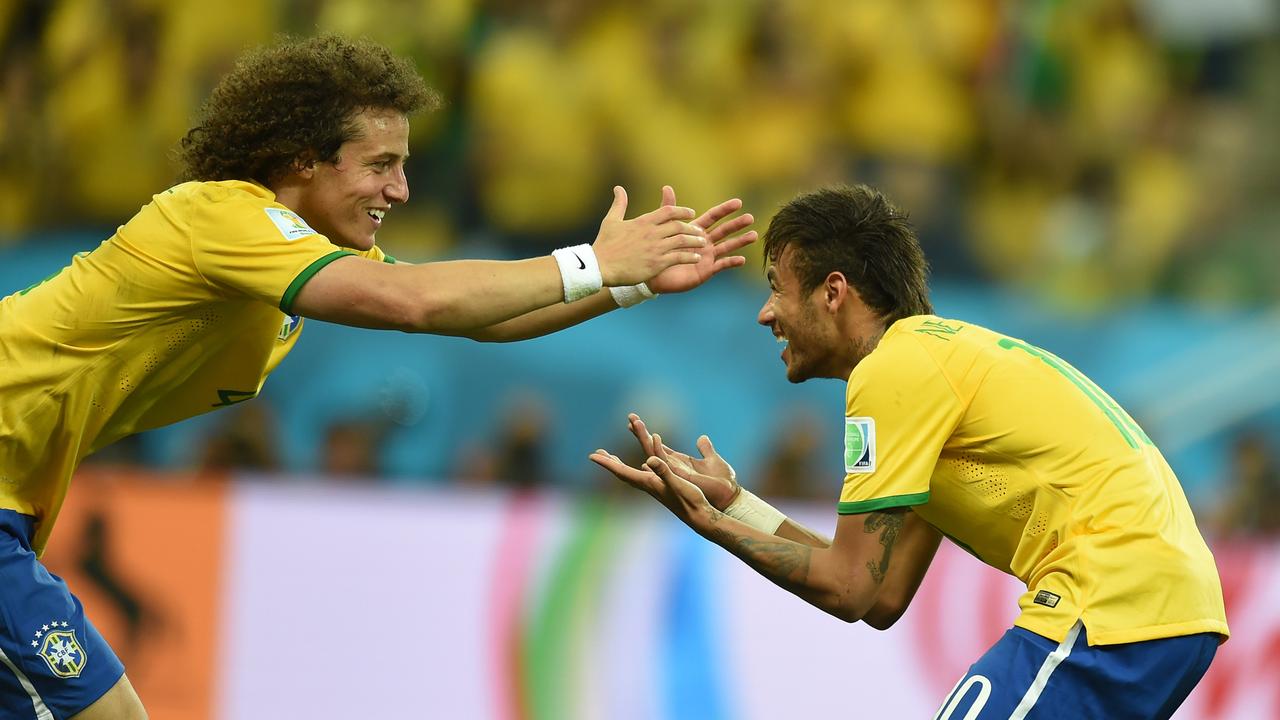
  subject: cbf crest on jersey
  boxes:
[33,622,86,678]
[278,313,302,341]
[264,207,318,241]
[845,417,876,473]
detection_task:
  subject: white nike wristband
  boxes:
[723,488,787,534]
[552,244,603,303]
[609,282,656,308]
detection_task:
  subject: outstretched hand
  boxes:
[592,186,707,287]
[624,413,741,510]
[645,185,757,295]
[589,413,741,517]
[590,433,716,530]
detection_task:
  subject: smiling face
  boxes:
[757,246,886,383]
[276,108,411,251]
[758,248,841,383]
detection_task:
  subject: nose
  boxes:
[385,166,409,204]
[757,295,774,327]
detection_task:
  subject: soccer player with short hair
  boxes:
[592,185,1228,719]
[0,36,755,719]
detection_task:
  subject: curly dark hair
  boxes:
[763,184,933,324]
[178,35,439,184]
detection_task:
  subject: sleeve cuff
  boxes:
[837,491,930,515]
[280,250,353,313]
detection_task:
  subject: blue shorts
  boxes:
[935,620,1218,719]
[0,510,124,719]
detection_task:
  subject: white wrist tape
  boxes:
[552,244,603,303]
[723,488,786,534]
[609,282,656,308]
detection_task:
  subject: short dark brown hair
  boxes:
[177,35,439,184]
[763,184,933,323]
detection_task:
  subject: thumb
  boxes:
[661,185,676,207]
[645,455,676,482]
[605,185,629,222]
[696,435,717,458]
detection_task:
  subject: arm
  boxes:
[434,192,757,343]
[592,441,897,623]
[600,414,940,627]
[442,192,757,340]
[292,186,710,334]
[776,512,941,629]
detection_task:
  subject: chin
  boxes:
[336,234,376,252]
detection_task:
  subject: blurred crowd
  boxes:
[80,382,1280,540]
[3,0,1278,309]
[6,0,1280,535]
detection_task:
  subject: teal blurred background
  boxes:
[2,0,1278,535]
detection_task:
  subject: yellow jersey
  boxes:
[838,316,1229,646]
[0,180,391,555]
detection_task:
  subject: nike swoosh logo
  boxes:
[572,253,586,270]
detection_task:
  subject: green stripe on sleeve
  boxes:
[837,491,930,515]
[382,254,397,264]
[280,250,353,312]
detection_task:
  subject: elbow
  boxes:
[830,605,864,625]
[819,587,875,625]
[859,593,910,630]
[404,289,464,334]
[823,584,907,628]
[859,606,903,631]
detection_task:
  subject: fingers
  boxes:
[661,185,677,207]
[628,413,654,454]
[696,434,716,460]
[643,453,701,502]
[707,214,754,244]
[695,197,743,230]
[641,204,698,224]
[662,250,704,267]
[651,433,670,464]
[710,255,748,274]
[650,433,683,474]
[590,449,660,492]
[656,219,708,238]
[605,186,629,222]
[713,229,757,256]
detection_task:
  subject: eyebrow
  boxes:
[366,151,408,162]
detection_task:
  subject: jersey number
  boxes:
[936,674,992,720]
[998,338,1152,449]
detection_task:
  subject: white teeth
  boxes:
[776,335,788,344]
[368,208,386,220]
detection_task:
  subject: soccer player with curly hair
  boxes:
[0,35,755,719]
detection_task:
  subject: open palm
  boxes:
[645,186,757,295]
[625,413,741,510]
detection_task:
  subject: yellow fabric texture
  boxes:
[0,180,386,555]
[839,316,1229,646]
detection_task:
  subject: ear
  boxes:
[823,271,850,313]
[290,152,320,180]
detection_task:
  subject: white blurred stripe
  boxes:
[1009,621,1082,720]
[0,646,53,720]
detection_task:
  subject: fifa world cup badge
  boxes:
[844,417,876,473]
[32,622,87,678]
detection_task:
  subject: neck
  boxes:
[269,181,303,212]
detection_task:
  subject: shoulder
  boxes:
[175,181,319,241]
[164,180,280,220]
[847,316,979,393]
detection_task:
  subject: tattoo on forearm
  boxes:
[706,512,811,584]
[863,511,904,584]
